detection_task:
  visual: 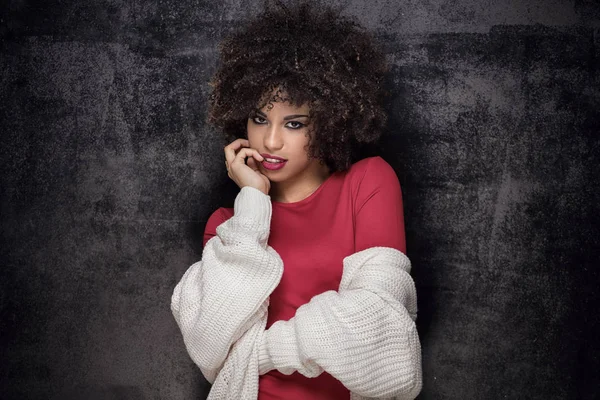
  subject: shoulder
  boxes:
[203,207,234,247]
[348,156,403,213]
[347,156,400,191]
[206,207,233,229]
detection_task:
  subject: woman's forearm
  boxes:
[258,247,422,399]
[171,186,284,383]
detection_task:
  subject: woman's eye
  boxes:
[286,121,305,129]
[251,116,267,124]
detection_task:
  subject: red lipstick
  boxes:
[261,153,287,170]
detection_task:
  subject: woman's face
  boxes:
[246,99,322,185]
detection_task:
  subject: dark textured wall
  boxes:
[1,1,598,399]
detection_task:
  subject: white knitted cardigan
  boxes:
[171,186,422,400]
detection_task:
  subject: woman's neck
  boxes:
[269,163,331,203]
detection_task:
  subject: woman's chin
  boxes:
[259,165,287,180]
[264,174,285,182]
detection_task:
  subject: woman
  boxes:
[171,2,422,399]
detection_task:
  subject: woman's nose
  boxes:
[264,125,284,151]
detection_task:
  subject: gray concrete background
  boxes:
[1,0,599,399]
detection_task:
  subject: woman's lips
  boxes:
[261,159,287,170]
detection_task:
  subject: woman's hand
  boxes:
[224,138,271,195]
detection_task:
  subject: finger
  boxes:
[247,156,260,172]
[232,148,263,168]
[233,147,263,165]
[224,138,250,166]
[224,138,249,150]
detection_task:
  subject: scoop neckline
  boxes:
[271,171,338,207]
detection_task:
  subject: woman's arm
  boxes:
[258,157,422,399]
[258,246,421,399]
[171,186,284,384]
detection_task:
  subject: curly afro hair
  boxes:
[208,0,389,172]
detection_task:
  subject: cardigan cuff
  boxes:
[231,186,272,235]
[258,330,275,375]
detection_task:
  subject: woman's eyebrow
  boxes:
[283,114,310,120]
[252,110,310,120]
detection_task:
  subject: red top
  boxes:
[203,156,406,400]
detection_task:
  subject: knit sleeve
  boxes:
[258,247,421,399]
[202,208,225,248]
[171,186,284,384]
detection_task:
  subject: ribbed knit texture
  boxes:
[171,185,422,400]
[259,247,422,400]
